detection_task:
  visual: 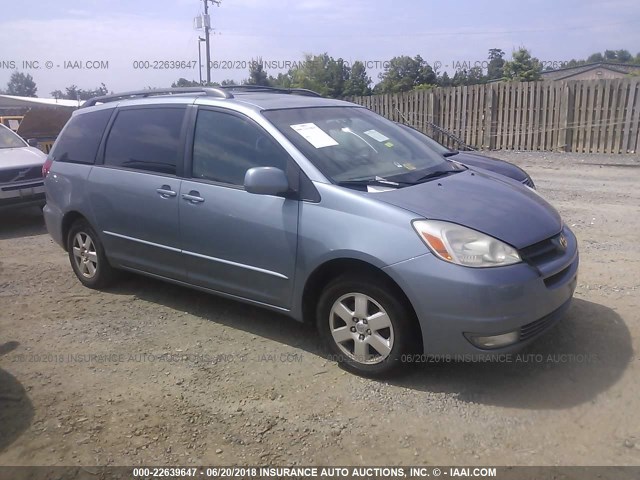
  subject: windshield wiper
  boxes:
[337,176,412,189]
[414,169,462,183]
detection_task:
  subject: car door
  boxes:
[87,105,187,281]
[179,107,299,308]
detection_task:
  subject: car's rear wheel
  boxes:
[317,274,417,377]
[67,220,117,289]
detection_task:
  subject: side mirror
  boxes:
[27,138,39,147]
[244,167,290,196]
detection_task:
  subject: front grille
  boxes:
[520,311,558,341]
[0,166,43,184]
[521,177,536,189]
[519,232,565,267]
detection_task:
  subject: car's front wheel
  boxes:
[67,220,117,289]
[316,274,417,377]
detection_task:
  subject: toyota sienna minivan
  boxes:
[43,86,578,376]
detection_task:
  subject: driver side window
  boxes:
[192,109,288,186]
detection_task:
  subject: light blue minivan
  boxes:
[43,86,578,376]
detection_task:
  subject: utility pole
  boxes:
[198,36,205,84]
[202,0,221,85]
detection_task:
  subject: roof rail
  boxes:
[81,87,233,108]
[217,85,323,97]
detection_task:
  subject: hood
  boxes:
[0,146,46,169]
[453,152,528,182]
[372,169,561,249]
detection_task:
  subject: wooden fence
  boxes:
[349,78,640,154]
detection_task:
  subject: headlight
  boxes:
[412,220,521,268]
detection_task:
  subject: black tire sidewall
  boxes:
[316,275,416,377]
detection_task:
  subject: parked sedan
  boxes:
[396,123,536,189]
[0,124,47,211]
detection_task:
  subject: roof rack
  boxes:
[218,85,323,97]
[82,87,233,108]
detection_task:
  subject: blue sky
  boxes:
[1,0,638,96]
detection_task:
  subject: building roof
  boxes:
[0,95,83,109]
[541,62,640,80]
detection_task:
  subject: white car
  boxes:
[0,124,46,211]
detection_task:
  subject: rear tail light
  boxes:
[42,157,53,177]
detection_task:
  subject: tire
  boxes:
[316,274,418,377]
[67,220,117,289]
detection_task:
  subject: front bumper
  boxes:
[0,181,45,211]
[383,228,578,356]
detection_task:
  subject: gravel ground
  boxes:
[0,151,639,466]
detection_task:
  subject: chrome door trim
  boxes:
[103,230,289,280]
[103,230,182,253]
[182,249,289,280]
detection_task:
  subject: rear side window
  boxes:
[104,107,185,176]
[50,109,112,164]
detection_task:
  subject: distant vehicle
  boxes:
[396,123,536,189]
[0,124,46,211]
[44,87,577,377]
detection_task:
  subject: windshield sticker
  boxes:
[290,123,339,149]
[384,141,394,148]
[363,129,390,142]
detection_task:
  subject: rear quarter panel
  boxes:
[44,162,96,249]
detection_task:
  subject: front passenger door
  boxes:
[179,108,299,308]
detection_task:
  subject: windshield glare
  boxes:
[263,107,453,184]
[395,122,452,156]
[0,126,27,149]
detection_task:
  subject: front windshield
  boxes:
[395,123,452,156]
[263,107,453,183]
[0,125,27,149]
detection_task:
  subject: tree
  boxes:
[343,61,371,96]
[246,58,269,86]
[438,71,452,87]
[615,49,632,63]
[375,55,436,93]
[503,48,542,82]
[284,53,350,98]
[587,52,604,63]
[604,50,617,61]
[6,71,37,97]
[171,78,200,87]
[487,48,505,80]
[268,72,293,88]
[51,83,109,100]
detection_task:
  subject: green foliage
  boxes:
[503,48,542,82]
[452,66,486,86]
[487,48,505,80]
[283,53,350,98]
[438,71,453,87]
[51,83,109,100]
[615,49,633,63]
[246,58,269,86]
[375,55,436,93]
[268,72,293,89]
[6,71,37,97]
[343,61,372,97]
[171,78,201,87]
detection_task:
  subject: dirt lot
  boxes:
[0,151,639,467]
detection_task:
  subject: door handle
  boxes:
[156,185,177,198]
[182,191,204,204]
